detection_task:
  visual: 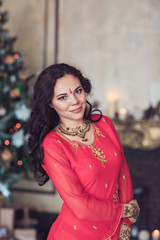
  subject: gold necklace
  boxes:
[58,120,90,142]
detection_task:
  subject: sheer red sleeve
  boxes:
[118,148,133,225]
[42,135,123,222]
[105,117,133,225]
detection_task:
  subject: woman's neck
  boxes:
[60,119,84,129]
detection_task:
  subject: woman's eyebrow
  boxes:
[56,85,82,97]
[74,86,82,91]
[56,93,67,97]
[56,86,82,97]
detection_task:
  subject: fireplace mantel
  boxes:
[113,119,160,150]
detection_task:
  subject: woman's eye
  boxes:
[57,95,67,100]
[76,88,82,94]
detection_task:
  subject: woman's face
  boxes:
[50,74,87,126]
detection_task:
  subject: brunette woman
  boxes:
[28,63,140,240]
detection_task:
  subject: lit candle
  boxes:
[119,107,128,120]
[106,93,118,119]
[152,229,160,240]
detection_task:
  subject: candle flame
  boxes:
[106,93,118,102]
[119,108,127,114]
[152,229,160,236]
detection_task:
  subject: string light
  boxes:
[17,160,23,166]
[14,123,21,131]
[4,140,10,145]
[17,158,26,166]
[16,123,21,129]
[13,53,19,59]
[14,126,18,131]
[9,128,14,133]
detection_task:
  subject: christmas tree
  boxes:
[0,0,37,202]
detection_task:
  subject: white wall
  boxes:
[58,0,160,117]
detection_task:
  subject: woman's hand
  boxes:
[118,224,131,240]
[122,199,140,223]
[128,200,140,223]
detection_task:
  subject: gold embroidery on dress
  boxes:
[113,184,119,202]
[56,131,79,151]
[56,124,107,166]
[93,226,97,230]
[93,124,105,139]
[88,144,107,167]
[89,164,92,169]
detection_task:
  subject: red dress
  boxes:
[42,115,133,240]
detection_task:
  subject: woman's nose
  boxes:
[70,95,79,105]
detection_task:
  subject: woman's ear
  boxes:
[49,97,54,108]
[49,102,54,108]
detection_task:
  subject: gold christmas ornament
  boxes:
[10,88,21,98]
[3,54,15,64]
[0,106,6,116]
[1,149,12,162]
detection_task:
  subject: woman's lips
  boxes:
[70,106,82,113]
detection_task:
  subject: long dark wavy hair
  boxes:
[28,63,102,185]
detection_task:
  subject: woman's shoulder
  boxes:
[91,114,113,126]
[92,114,117,136]
[42,129,60,148]
[92,114,121,146]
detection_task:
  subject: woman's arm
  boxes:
[118,224,131,240]
[105,116,140,224]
